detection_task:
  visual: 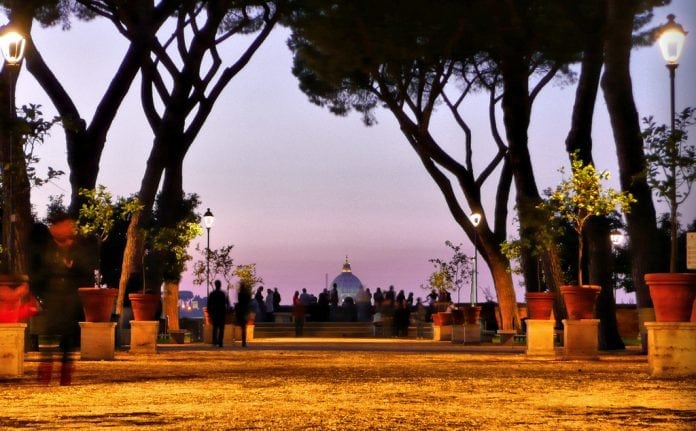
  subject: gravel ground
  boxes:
[1,338,695,430]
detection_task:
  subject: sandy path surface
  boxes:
[2,339,695,430]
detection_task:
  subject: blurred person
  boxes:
[265,289,274,322]
[415,298,427,339]
[292,290,306,336]
[272,287,281,311]
[236,282,252,347]
[207,280,228,347]
[33,216,93,385]
[254,286,266,322]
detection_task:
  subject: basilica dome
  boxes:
[330,257,363,305]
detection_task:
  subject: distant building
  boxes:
[330,256,363,305]
[179,290,204,319]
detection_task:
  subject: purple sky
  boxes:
[10,1,696,305]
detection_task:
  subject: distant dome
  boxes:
[330,257,363,305]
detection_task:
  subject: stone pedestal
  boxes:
[433,325,452,341]
[452,324,480,344]
[645,322,696,378]
[222,324,236,346]
[497,329,517,345]
[562,319,599,360]
[203,324,212,344]
[638,307,655,354]
[129,321,159,354]
[0,323,26,378]
[526,319,556,358]
[79,322,117,361]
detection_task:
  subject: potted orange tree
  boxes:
[642,107,696,322]
[501,236,556,320]
[141,193,202,325]
[540,153,635,320]
[76,186,141,322]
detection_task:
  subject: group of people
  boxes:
[208,283,454,342]
[253,286,281,323]
[287,284,437,338]
[206,280,254,348]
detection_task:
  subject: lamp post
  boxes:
[0,31,26,271]
[610,230,624,300]
[610,230,624,248]
[203,208,215,296]
[657,14,687,273]
[469,212,482,306]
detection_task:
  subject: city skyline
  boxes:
[10,1,696,304]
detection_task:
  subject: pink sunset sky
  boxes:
[8,1,696,304]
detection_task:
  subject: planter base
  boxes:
[638,307,656,354]
[203,324,212,344]
[129,321,158,354]
[432,325,452,341]
[452,324,480,344]
[562,319,599,360]
[645,322,696,377]
[223,324,253,345]
[0,323,26,378]
[526,319,557,358]
[205,323,254,345]
[79,322,116,361]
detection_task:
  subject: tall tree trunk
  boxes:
[484,244,519,330]
[414,148,519,330]
[587,217,624,349]
[0,67,31,275]
[601,0,662,310]
[499,49,564,318]
[116,146,166,316]
[163,281,180,331]
[565,13,625,349]
[1,4,34,275]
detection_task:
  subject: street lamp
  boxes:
[203,208,215,296]
[0,31,26,65]
[610,230,625,300]
[469,212,482,306]
[657,14,687,132]
[657,14,687,272]
[1,30,26,270]
[610,230,624,247]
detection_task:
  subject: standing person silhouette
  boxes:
[292,290,307,336]
[207,280,228,347]
[236,282,252,347]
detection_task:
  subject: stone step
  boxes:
[253,322,434,338]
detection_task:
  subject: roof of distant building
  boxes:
[330,256,363,305]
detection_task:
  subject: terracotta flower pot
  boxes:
[525,292,556,320]
[463,305,482,324]
[645,273,696,322]
[0,275,30,323]
[560,285,600,320]
[451,309,465,325]
[432,312,452,326]
[202,307,211,325]
[78,287,118,322]
[129,293,160,321]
